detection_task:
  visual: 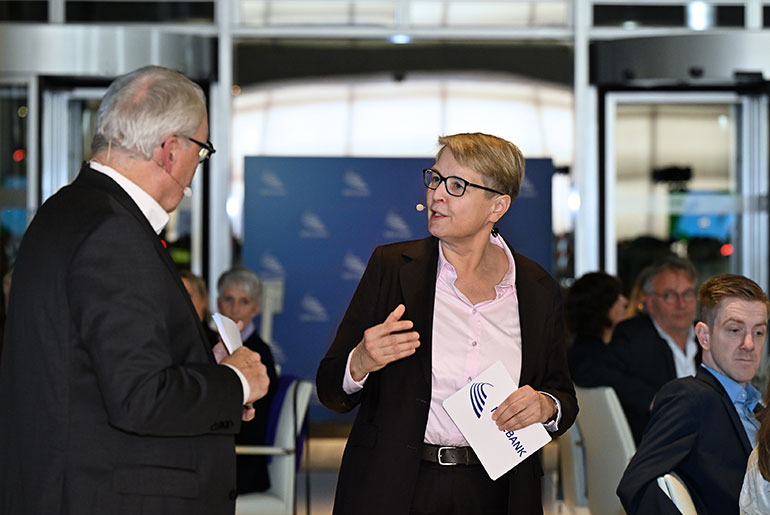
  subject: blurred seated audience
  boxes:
[623,264,654,319]
[607,256,701,444]
[565,271,627,386]
[180,270,219,347]
[217,266,279,493]
[618,273,768,514]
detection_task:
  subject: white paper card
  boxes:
[442,360,552,480]
[212,313,243,354]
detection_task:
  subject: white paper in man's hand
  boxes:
[212,313,243,355]
[442,360,552,480]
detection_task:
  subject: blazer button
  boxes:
[229,489,238,500]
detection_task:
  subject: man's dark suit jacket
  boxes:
[0,165,245,515]
[607,314,701,443]
[617,367,753,514]
[316,236,578,515]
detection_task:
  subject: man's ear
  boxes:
[695,321,710,350]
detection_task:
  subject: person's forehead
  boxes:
[715,298,769,324]
[653,268,693,286]
[222,284,249,297]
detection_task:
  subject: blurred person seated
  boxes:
[618,273,769,514]
[623,264,654,319]
[217,266,279,493]
[740,377,770,514]
[608,256,701,443]
[180,270,219,347]
[565,271,627,386]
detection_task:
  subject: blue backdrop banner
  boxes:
[243,156,553,422]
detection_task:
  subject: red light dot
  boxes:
[720,243,733,257]
[12,149,25,162]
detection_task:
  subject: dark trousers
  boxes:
[409,460,509,515]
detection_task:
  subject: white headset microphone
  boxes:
[158,155,193,198]
[415,203,425,212]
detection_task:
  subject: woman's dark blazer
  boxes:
[316,236,577,515]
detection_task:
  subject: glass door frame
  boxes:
[602,90,769,292]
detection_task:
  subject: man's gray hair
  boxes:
[641,255,698,295]
[91,65,206,160]
[217,267,262,305]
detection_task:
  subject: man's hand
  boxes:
[349,304,420,381]
[491,385,557,431]
[221,346,270,405]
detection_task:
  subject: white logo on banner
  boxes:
[260,253,285,278]
[519,176,536,199]
[342,253,366,281]
[299,211,329,238]
[383,211,412,239]
[259,170,287,196]
[342,170,370,197]
[299,294,329,322]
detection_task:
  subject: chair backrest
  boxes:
[559,424,588,507]
[657,472,697,515]
[267,377,313,506]
[236,377,313,515]
[575,386,636,515]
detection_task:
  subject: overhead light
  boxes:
[390,34,411,44]
[687,1,713,31]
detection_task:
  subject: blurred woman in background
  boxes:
[565,271,627,386]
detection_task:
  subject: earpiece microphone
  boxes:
[167,170,193,198]
[416,203,425,212]
[156,160,193,198]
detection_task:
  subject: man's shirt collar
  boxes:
[89,160,169,234]
[702,364,761,410]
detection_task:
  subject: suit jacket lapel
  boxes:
[512,249,546,387]
[399,238,439,391]
[697,367,753,455]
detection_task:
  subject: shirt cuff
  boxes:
[222,363,250,405]
[342,348,368,394]
[539,391,562,432]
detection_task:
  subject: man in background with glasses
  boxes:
[0,66,269,515]
[606,256,701,444]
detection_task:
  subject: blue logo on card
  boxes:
[470,382,493,419]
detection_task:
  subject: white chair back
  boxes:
[559,423,588,507]
[657,472,697,515]
[236,378,313,515]
[575,386,636,515]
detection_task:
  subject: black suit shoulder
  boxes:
[618,368,750,515]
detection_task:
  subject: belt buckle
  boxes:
[437,446,458,466]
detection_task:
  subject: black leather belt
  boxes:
[421,444,481,466]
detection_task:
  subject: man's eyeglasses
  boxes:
[423,168,504,197]
[652,289,697,305]
[186,137,216,164]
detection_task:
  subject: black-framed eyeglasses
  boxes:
[652,289,697,305]
[423,168,504,197]
[186,136,216,163]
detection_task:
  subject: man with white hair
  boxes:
[0,66,270,515]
